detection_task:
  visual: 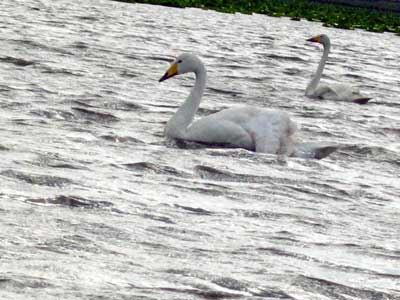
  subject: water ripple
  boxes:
[0,0,399,299]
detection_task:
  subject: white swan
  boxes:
[306,34,371,104]
[159,53,337,159]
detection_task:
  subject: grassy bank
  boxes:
[114,0,400,33]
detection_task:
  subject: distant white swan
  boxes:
[306,34,371,104]
[159,53,336,159]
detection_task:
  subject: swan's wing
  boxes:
[313,84,341,99]
[186,114,254,149]
[328,83,360,99]
[185,107,297,155]
[315,83,371,103]
[246,110,297,155]
[253,130,287,154]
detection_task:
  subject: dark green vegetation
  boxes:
[314,0,400,13]
[114,0,400,34]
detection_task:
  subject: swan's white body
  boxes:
[306,34,370,104]
[160,54,296,155]
[169,105,297,154]
[159,53,337,159]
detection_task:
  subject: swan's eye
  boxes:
[177,60,183,64]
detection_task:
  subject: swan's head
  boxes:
[159,53,203,82]
[307,34,330,46]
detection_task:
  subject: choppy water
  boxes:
[1,0,400,299]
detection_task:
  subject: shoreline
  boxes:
[113,0,400,34]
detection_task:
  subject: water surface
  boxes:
[0,0,399,299]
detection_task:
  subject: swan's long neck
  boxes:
[165,64,206,139]
[306,41,330,96]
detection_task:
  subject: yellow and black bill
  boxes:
[159,63,178,82]
[307,35,322,43]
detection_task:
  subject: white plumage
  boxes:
[305,34,371,104]
[159,53,337,159]
[159,53,296,155]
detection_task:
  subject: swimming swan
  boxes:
[159,53,337,159]
[306,34,371,104]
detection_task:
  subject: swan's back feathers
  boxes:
[311,83,370,103]
[185,106,297,155]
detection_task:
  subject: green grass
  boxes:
[113,0,400,33]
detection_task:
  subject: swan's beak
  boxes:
[307,35,321,43]
[159,63,178,82]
